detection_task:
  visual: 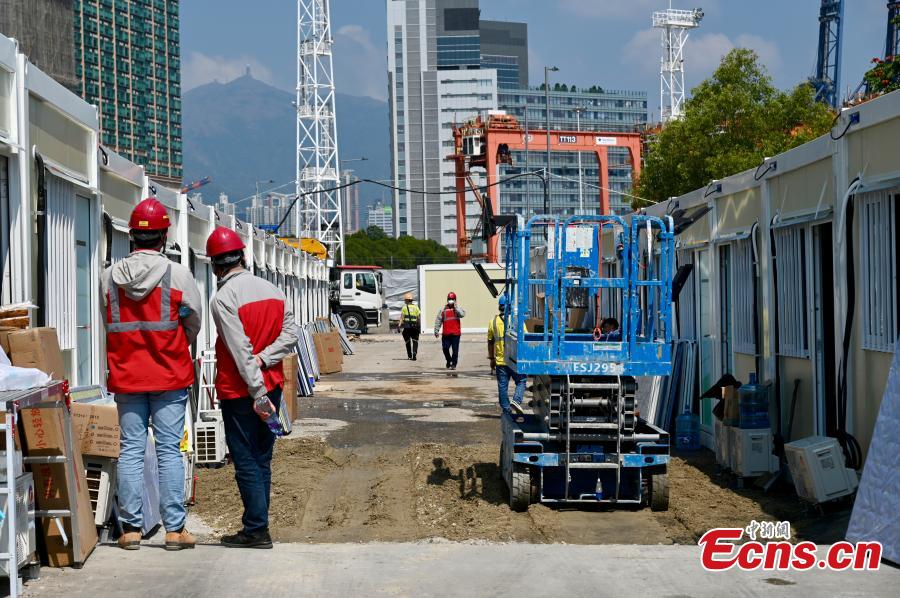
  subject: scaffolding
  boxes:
[296,0,344,264]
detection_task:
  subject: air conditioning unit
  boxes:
[714,418,730,468]
[195,410,227,464]
[0,473,36,577]
[730,428,778,477]
[84,457,117,526]
[785,436,859,504]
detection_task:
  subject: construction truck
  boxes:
[283,237,384,333]
[329,265,385,334]
[487,213,675,511]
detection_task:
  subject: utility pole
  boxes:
[544,66,559,215]
[574,107,584,215]
[523,104,529,217]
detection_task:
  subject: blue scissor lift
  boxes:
[498,214,675,512]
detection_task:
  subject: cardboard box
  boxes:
[313,333,343,374]
[8,328,67,380]
[0,326,18,357]
[282,354,298,423]
[723,386,740,426]
[70,402,120,459]
[20,397,98,567]
[567,307,587,330]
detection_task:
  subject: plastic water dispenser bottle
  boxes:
[738,372,771,429]
[675,411,701,451]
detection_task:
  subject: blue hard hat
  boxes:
[499,295,508,307]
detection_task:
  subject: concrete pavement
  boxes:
[24,542,899,597]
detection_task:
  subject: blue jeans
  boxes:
[442,335,460,367]
[496,364,527,413]
[116,389,188,532]
[220,387,282,534]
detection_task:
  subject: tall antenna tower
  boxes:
[296,0,343,263]
[652,3,704,122]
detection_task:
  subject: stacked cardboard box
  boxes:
[7,328,67,380]
[70,402,120,459]
[282,354,299,422]
[313,332,343,374]
[5,327,99,566]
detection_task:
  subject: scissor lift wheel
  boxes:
[510,463,532,512]
[650,472,670,512]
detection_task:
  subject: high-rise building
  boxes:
[366,202,394,236]
[388,0,644,248]
[340,171,362,235]
[437,70,497,248]
[73,0,183,187]
[498,86,648,215]
[479,20,528,89]
[0,0,79,91]
[387,0,522,244]
[247,192,298,237]
[216,192,236,218]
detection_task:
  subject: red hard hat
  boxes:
[129,198,171,231]
[447,292,457,300]
[206,227,245,258]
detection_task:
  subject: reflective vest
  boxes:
[105,265,194,393]
[442,307,462,336]
[401,304,421,328]
[488,314,506,366]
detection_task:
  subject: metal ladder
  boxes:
[562,376,625,502]
[1,382,85,597]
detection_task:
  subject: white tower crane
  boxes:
[652,3,704,122]
[296,0,343,264]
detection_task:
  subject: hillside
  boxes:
[182,73,389,217]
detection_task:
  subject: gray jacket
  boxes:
[101,250,202,344]
[210,269,298,400]
[434,304,466,336]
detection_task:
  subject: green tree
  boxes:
[634,49,834,206]
[343,229,457,269]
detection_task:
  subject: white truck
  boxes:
[329,265,385,333]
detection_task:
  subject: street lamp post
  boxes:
[574,106,585,214]
[501,104,530,217]
[544,66,559,216]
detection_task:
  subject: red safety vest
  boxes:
[442,306,461,336]
[214,298,287,400]
[105,265,194,393]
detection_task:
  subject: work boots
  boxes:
[164,528,196,551]
[221,529,273,549]
[117,526,142,550]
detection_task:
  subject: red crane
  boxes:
[181,176,212,194]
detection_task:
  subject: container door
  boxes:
[75,194,94,385]
[697,248,716,440]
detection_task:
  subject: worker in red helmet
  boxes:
[101,197,202,552]
[207,226,298,549]
[434,291,466,370]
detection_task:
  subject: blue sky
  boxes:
[182,0,889,117]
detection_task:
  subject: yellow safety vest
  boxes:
[488,314,506,366]
[401,304,421,327]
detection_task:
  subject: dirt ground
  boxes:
[194,334,849,546]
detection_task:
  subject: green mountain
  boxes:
[182,73,389,218]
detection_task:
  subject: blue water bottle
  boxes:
[676,411,701,451]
